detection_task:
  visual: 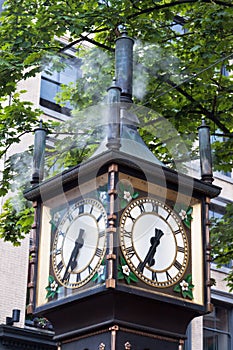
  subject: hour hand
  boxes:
[147,228,164,266]
[62,229,85,281]
[137,228,164,272]
[69,234,84,270]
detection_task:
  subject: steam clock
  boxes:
[24,32,221,350]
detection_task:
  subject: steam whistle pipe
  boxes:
[31,120,47,185]
[106,79,121,150]
[115,31,134,103]
[198,118,214,183]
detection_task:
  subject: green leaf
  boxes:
[125,276,131,284]
[186,207,193,216]
[185,290,194,300]
[118,271,124,280]
[120,255,127,266]
[129,272,138,282]
[92,272,98,282]
[118,182,125,192]
[186,274,192,284]
[173,284,181,292]
[120,199,128,209]
[183,219,191,229]
[46,291,56,299]
[48,275,55,284]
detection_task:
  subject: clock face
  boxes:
[120,197,189,288]
[51,198,107,289]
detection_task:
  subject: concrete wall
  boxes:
[0,73,41,328]
[0,237,29,327]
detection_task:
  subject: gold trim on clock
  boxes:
[120,197,189,288]
[51,198,107,289]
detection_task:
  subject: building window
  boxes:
[0,0,5,12]
[203,305,231,350]
[209,199,226,221]
[211,132,232,179]
[40,55,81,116]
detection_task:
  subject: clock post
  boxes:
[24,31,221,350]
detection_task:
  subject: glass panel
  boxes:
[204,309,216,329]
[203,329,230,350]
[40,78,59,103]
[209,210,223,220]
[40,56,81,112]
[204,306,229,331]
[60,63,79,84]
[215,307,228,331]
[203,305,230,350]
[41,68,59,81]
[218,333,229,350]
[203,329,217,350]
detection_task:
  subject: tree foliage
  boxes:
[0,0,232,282]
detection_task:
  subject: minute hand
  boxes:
[137,228,164,272]
[62,228,85,281]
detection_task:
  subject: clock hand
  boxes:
[137,228,164,272]
[62,228,85,281]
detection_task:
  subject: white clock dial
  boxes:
[120,197,189,288]
[52,198,107,289]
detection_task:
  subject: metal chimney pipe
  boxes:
[198,118,214,183]
[106,79,121,150]
[115,31,134,103]
[31,120,47,185]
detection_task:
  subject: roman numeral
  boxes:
[55,248,61,255]
[165,212,171,221]
[139,203,145,213]
[97,213,103,222]
[166,271,172,281]
[126,246,135,258]
[174,260,182,271]
[174,229,181,235]
[128,213,136,223]
[67,212,73,222]
[152,203,158,213]
[152,271,157,281]
[63,270,70,282]
[88,265,93,273]
[57,260,64,273]
[58,230,65,237]
[177,246,185,253]
[79,204,84,214]
[89,205,94,214]
[99,230,105,238]
[76,273,81,282]
[95,248,103,257]
[123,229,132,238]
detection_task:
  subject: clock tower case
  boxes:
[24,32,221,350]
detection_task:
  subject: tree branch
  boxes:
[159,74,232,134]
[59,33,114,54]
[127,0,233,21]
[0,131,32,159]
[160,31,195,43]
[79,35,114,52]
